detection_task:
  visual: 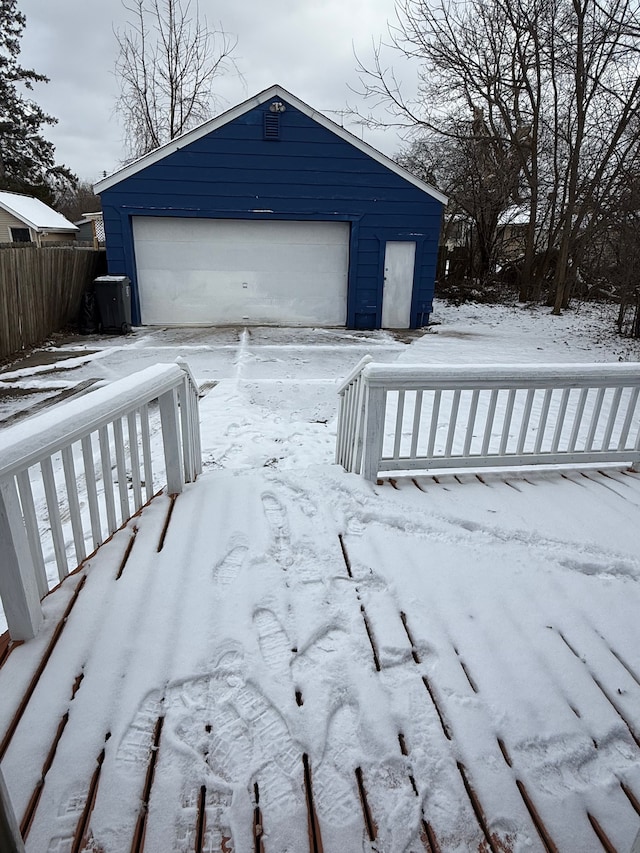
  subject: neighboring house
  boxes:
[94,84,447,329]
[0,190,78,246]
[75,211,105,248]
[496,205,529,263]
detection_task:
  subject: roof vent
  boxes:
[264,111,280,140]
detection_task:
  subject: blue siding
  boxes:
[99,99,443,328]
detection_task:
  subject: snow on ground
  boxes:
[1,299,640,851]
[0,301,638,626]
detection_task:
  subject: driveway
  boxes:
[0,326,408,470]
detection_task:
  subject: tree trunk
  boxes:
[551,227,572,314]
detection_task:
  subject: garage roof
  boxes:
[94,84,448,205]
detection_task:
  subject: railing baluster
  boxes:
[16,469,48,599]
[336,388,349,467]
[353,378,368,475]
[62,446,86,564]
[601,387,622,450]
[410,390,423,458]
[533,389,553,454]
[567,387,589,451]
[348,384,358,469]
[617,386,640,450]
[444,390,461,457]
[481,389,499,456]
[343,384,356,471]
[128,411,143,511]
[516,388,535,454]
[393,390,406,459]
[463,390,480,456]
[178,381,195,484]
[40,456,68,581]
[427,390,441,458]
[140,404,154,502]
[182,384,197,483]
[113,418,130,523]
[192,386,202,477]
[585,387,606,451]
[550,388,571,453]
[499,389,517,455]
[81,434,102,550]
[99,425,117,535]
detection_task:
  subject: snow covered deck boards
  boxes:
[1,465,640,853]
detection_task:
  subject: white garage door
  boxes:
[132,217,350,326]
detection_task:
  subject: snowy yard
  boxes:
[1,300,640,852]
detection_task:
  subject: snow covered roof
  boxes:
[498,205,530,226]
[0,190,78,233]
[94,84,448,205]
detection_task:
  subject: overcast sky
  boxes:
[17,0,414,184]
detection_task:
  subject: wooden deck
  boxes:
[1,466,640,852]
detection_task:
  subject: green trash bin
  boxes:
[93,275,132,334]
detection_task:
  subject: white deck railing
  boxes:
[337,359,640,482]
[0,361,201,641]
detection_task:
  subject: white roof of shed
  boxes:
[94,84,448,205]
[0,190,78,232]
[498,205,530,226]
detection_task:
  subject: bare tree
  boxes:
[55,180,102,222]
[398,109,531,284]
[544,0,640,313]
[115,0,239,160]
[356,0,640,313]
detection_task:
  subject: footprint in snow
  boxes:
[212,539,249,585]
[254,607,293,682]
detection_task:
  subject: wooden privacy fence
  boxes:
[0,246,104,359]
[336,358,640,481]
[0,360,202,642]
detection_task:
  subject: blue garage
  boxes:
[95,85,446,329]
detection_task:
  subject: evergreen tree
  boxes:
[0,0,75,203]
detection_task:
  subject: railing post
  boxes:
[0,766,25,853]
[0,478,43,641]
[362,384,386,483]
[176,357,202,482]
[158,388,184,496]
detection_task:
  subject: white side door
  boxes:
[381,241,416,329]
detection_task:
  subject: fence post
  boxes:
[0,766,25,853]
[159,388,184,496]
[362,385,385,483]
[0,478,43,641]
